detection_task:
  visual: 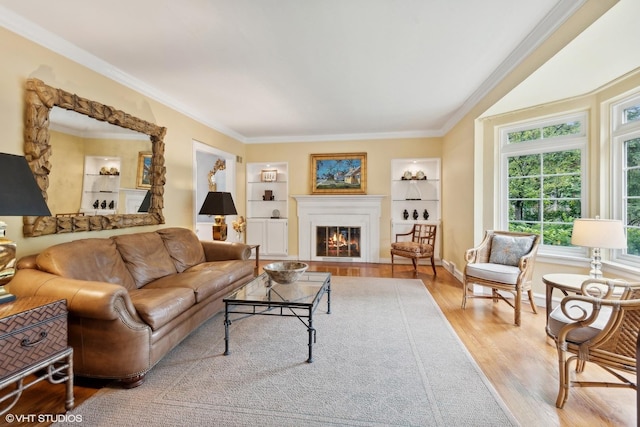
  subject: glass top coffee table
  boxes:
[223,271,331,363]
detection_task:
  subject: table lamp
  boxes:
[0,153,52,302]
[198,192,237,240]
[571,217,627,278]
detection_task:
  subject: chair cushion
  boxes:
[488,235,535,266]
[547,300,612,343]
[391,241,433,255]
[465,263,520,285]
[128,286,196,330]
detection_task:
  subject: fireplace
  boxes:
[316,226,361,258]
[294,195,384,263]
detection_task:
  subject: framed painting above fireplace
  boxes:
[310,152,367,194]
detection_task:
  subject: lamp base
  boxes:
[589,247,603,279]
[212,216,228,241]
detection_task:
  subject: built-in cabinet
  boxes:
[390,158,441,261]
[80,156,121,216]
[246,162,288,257]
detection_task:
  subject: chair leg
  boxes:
[556,351,574,408]
[412,258,418,272]
[430,255,436,276]
[461,281,468,309]
[391,253,394,270]
[514,289,522,326]
[527,289,538,314]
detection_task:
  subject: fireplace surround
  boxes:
[294,195,384,263]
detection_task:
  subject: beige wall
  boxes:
[246,138,442,259]
[0,27,246,257]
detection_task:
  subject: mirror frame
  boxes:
[23,78,166,237]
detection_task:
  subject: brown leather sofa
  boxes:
[8,227,254,387]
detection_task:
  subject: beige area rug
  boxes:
[55,276,518,426]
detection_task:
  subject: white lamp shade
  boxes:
[571,218,627,249]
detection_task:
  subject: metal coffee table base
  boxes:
[223,273,331,363]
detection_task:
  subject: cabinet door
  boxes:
[266,219,288,255]
[246,218,267,248]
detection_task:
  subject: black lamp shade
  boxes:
[198,192,237,216]
[138,190,151,213]
[0,153,51,216]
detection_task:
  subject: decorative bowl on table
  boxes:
[263,261,309,284]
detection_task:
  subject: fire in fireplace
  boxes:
[316,226,361,258]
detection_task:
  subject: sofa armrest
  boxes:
[8,269,142,322]
[201,240,251,261]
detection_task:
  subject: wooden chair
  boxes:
[461,230,540,326]
[547,279,640,408]
[390,224,437,275]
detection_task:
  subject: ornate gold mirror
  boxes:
[23,78,166,237]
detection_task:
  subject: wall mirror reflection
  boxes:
[23,78,167,237]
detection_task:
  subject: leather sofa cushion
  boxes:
[186,260,255,285]
[129,287,196,330]
[113,232,178,288]
[145,270,235,303]
[36,238,137,290]
[465,263,520,285]
[157,227,206,272]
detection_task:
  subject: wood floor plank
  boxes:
[4,262,636,426]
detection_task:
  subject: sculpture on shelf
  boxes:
[109,200,115,209]
[413,209,419,220]
[93,200,99,209]
[423,209,429,220]
[101,200,107,209]
[403,209,409,220]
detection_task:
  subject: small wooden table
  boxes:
[248,244,260,274]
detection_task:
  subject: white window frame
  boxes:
[612,92,640,268]
[498,112,588,258]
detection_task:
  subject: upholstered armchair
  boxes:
[390,224,437,275]
[461,230,540,326]
[547,279,640,408]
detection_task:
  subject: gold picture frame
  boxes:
[310,152,367,194]
[136,151,152,189]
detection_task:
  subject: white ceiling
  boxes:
[0,0,629,143]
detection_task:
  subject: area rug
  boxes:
[55,277,518,426]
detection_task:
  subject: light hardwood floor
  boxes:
[5,262,636,426]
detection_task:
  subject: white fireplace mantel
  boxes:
[293,195,385,263]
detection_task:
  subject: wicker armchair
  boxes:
[390,224,437,275]
[547,279,640,408]
[461,230,540,326]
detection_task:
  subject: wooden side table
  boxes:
[248,244,260,275]
[0,296,74,415]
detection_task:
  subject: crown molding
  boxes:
[245,129,441,144]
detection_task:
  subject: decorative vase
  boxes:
[403,209,409,220]
[412,209,419,220]
[423,209,429,220]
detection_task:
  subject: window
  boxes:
[613,94,640,266]
[500,113,587,254]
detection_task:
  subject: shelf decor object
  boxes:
[571,217,627,278]
[0,153,51,302]
[198,192,238,241]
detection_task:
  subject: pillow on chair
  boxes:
[488,235,535,266]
